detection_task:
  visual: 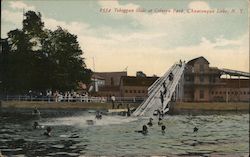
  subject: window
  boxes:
[211,91,214,95]
[215,91,218,95]
[125,90,128,93]
[138,90,141,93]
[142,90,145,93]
[111,77,114,86]
[219,91,222,94]
[134,90,136,93]
[129,90,132,93]
[200,76,204,82]
[185,76,190,81]
[200,64,204,72]
[223,91,226,94]
[244,91,246,95]
[200,90,204,99]
[235,91,238,95]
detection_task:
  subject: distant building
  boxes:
[91,74,105,92]
[120,76,158,97]
[93,71,127,96]
[95,71,127,86]
[92,71,158,98]
[184,56,249,102]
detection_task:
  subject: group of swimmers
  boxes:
[136,117,166,135]
[32,107,52,137]
[33,121,52,137]
[136,117,198,135]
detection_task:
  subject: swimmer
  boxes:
[161,125,166,134]
[158,118,163,125]
[32,121,44,129]
[193,127,198,133]
[147,118,153,127]
[33,121,39,129]
[33,107,40,115]
[95,111,102,120]
[135,125,148,135]
[127,107,131,117]
[44,126,52,137]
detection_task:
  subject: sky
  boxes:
[1,0,249,76]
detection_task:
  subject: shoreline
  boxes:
[0,101,249,114]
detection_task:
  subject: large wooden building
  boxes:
[183,57,249,102]
[92,57,249,102]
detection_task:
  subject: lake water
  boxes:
[0,109,249,156]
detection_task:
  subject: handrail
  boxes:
[133,63,186,117]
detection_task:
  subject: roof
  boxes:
[94,71,127,86]
[187,56,209,66]
[91,74,105,80]
[121,76,158,86]
[95,71,127,75]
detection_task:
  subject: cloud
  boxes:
[188,1,211,10]
[1,0,248,76]
[9,1,36,11]
[2,10,23,24]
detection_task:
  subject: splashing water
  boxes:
[0,110,249,156]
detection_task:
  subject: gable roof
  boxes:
[187,56,209,66]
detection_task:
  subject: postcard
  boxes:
[0,0,249,156]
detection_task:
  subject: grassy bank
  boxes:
[0,101,140,110]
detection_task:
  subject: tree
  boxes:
[45,27,92,91]
[0,11,92,95]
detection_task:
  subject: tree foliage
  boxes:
[0,11,92,94]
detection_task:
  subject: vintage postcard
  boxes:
[0,0,249,156]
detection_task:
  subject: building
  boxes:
[91,74,106,92]
[92,71,158,98]
[95,71,127,86]
[183,56,250,102]
[120,76,158,97]
[94,71,127,97]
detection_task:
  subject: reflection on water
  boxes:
[0,109,249,156]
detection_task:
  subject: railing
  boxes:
[0,95,146,104]
[133,62,186,116]
[221,68,250,77]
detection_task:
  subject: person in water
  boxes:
[33,121,39,129]
[127,107,131,117]
[95,111,102,120]
[44,126,52,137]
[147,118,153,127]
[33,107,40,115]
[158,118,163,125]
[135,125,148,135]
[193,127,198,133]
[161,125,166,134]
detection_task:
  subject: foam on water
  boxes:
[41,114,138,127]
